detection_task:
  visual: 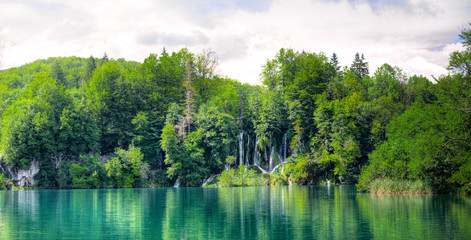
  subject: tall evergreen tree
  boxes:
[183,56,195,136]
[83,55,96,84]
[99,52,109,66]
[51,60,66,86]
[330,53,340,72]
[351,53,369,78]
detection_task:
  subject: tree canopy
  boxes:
[0,25,469,193]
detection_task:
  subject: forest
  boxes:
[0,26,469,194]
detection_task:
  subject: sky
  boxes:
[0,0,469,85]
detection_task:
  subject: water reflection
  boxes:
[0,186,469,239]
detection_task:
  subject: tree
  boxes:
[51,59,66,86]
[449,23,471,74]
[193,50,219,104]
[183,56,195,136]
[0,72,70,169]
[161,124,182,180]
[99,52,109,66]
[351,53,369,79]
[261,48,298,91]
[85,61,138,154]
[105,144,143,188]
[58,102,100,156]
[330,53,340,73]
[196,105,238,174]
[358,25,471,193]
[83,55,96,83]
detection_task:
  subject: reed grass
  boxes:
[368,179,433,194]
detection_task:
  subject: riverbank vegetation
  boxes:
[0,26,469,194]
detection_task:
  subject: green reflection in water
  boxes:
[0,186,469,239]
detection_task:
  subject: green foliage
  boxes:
[284,157,307,183]
[196,105,238,174]
[351,53,369,79]
[0,29,469,193]
[218,165,268,187]
[0,174,13,190]
[83,56,96,83]
[58,102,100,156]
[225,155,236,165]
[358,25,471,193]
[67,154,104,189]
[449,23,471,74]
[360,179,432,194]
[105,144,143,188]
[161,123,208,187]
[70,164,99,189]
[270,171,288,186]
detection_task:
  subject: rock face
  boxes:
[6,160,40,187]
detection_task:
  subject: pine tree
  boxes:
[99,52,109,66]
[330,53,340,72]
[83,55,96,84]
[351,53,369,78]
[51,59,66,86]
[183,57,195,137]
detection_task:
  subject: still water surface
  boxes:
[0,186,469,239]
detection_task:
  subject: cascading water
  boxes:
[174,181,180,188]
[245,135,250,166]
[278,137,283,165]
[238,132,244,166]
[268,132,289,173]
[283,133,287,163]
[254,164,268,174]
[253,135,260,167]
[244,131,291,173]
[269,147,275,172]
[202,174,220,187]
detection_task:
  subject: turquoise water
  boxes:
[0,186,469,239]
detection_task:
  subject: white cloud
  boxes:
[0,0,469,84]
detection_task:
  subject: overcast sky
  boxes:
[0,0,469,84]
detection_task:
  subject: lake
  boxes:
[0,186,469,239]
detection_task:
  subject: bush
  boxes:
[270,171,288,186]
[0,174,9,190]
[218,165,268,187]
[365,179,432,194]
[69,163,100,189]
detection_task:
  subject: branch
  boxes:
[441,138,469,148]
[457,106,471,112]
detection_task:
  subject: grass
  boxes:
[367,179,433,194]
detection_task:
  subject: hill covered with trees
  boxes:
[0,26,469,193]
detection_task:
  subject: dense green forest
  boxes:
[0,27,469,193]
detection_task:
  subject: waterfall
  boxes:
[225,164,231,171]
[254,164,268,174]
[264,143,269,167]
[174,181,180,188]
[249,132,290,173]
[245,135,250,166]
[202,174,220,187]
[278,137,283,165]
[253,135,260,167]
[283,133,287,163]
[238,132,244,165]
